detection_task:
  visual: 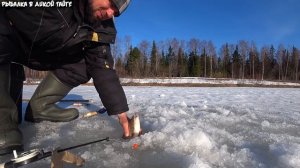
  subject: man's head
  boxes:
[89,0,131,21]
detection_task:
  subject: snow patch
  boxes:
[14,85,300,168]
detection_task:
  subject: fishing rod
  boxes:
[1,137,110,168]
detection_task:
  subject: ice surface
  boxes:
[1,86,300,168]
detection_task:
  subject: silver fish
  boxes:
[129,114,142,137]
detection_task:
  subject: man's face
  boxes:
[89,0,118,21]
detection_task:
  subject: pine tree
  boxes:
[166,46,176,77]
[150,41,159,76]
[268,45,276,79]
[126,47,141,77]
[217,57,223,77]
[177,47,183,77]
[160,51,167,77]
[188,51,200,77]
[232,46,241,78]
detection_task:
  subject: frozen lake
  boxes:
[2,86,300,168]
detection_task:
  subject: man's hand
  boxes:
[118,112,130,137]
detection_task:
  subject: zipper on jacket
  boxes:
[73,24,94,37]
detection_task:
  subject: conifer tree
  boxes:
[126,47,141,77]
[232,46,241,78]
[150,41,159,76]
[177,47,185,77]
[166,46,176,77]
[188,51,200,77]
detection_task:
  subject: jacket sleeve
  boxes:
[83,19,117,45]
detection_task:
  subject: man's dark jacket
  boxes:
[4,0,117,70]
[1,1,130,116]
[0,9,11,35]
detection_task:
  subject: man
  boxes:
[0,0,133,156]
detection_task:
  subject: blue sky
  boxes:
[115,0,300,49]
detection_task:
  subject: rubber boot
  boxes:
[0,64,23,156]
[10,63,25,124]
[25,72,79,122]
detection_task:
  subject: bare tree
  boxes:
[169,38,180,53]
[238,40,249,79]
[201,41,207,77]
[138,40,150,76]
[220,43,230,78]
[228,44,235,79]
[125,36,132,51]
[276,44,285,80]
[188,38,201,54]
[169,38,180,77]
[111,37,122,69]
[249,42,258,79]
[284,49,290,80]
[261,46,268,80]
[293,47,299,81]
[207,41,216,78]
[123,35,132,67]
